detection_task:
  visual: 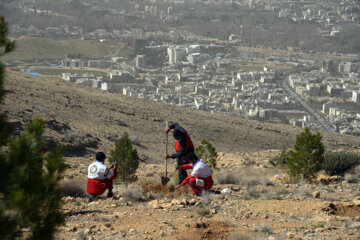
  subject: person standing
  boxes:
[87,152,118,198]
[175,152,213,196]
[165,122,194,184]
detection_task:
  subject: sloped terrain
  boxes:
[3,71,360,240]
[3,71,359,164]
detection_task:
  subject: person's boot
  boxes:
[107,190,113,198]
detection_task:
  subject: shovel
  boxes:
[161,121,170,186]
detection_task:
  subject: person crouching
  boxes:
[87,152,118,198]
[175,152,213,196]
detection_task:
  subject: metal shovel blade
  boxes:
[161,176,170,186]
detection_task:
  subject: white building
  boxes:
[352,90,360,104]
[135,55,146,68]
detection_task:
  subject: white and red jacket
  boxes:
[87,161,117,196]
[179,159,213,189]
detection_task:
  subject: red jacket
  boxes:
[179,162,213,189]
[174,129,194,154]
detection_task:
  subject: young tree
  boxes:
[286,128,325,182]
[0,16,15,145]
[195,139,218,171]
[0,16,67,240]
[111,132,139,183]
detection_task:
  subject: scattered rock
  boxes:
[353,197,360,206]
[321,202,337,215]
[188,199,197,205]
[83,228,91,235]
[210,209,217,214]
[315,175,342,185]
[148,200,161,209]
[221,188,231,195]
[312,191,321,198]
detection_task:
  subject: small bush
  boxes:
[322,152,360,176]
[244,187,260,200]
[195,140,218,171]
[60,179,87,198]
[344,173,357,183]
[120,185,144,202]
[196,206,211,217]
[269,148,288,166]
[215,172,241,185]
[242,176,260,188]
[253,223,273,234]
[242,158,256,166]
[201,191,216,205]
[138,175,161,187]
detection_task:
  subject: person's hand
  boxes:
[164,154,171,159]
[175,165,180,170]
[165,127,170,134]
[175,185,181,190]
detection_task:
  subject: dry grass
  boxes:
[195,206,211,217]
[119,185,144,202]
[252,223,273,234]
[215,171,241,185]
[138,175,162,187]
[344,173,358,183]
[60,179,88,198]
[228,231,253,240]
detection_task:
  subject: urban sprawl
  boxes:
[3,0,360,136]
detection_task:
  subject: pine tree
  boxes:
[0,16,15,145]
[0,16,67,240]
[195,139,218,171]
[286,128,325,181]
[111,132,139,183]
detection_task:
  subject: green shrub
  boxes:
[0,118,67,240]
[196,206,211,217]
[195,140,218,171]
[110,132,139,183]
[286,128,325,182]
[269,148,288,166]
[322,152,360,176]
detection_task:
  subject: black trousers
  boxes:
[177,148,194,184]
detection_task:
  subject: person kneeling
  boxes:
[87,152,118,198]
[175,152,213,196]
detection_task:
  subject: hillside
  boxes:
[2,37,131,61]
[3,71,360,240]
[3,71,359,164]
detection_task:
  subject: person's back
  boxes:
[87,152,117,198]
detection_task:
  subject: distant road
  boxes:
[280,65,334,131]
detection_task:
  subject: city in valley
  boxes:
[2,0,360,136]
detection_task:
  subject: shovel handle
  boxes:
[165,120,168,178]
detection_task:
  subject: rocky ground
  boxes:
[3,71,360,240]
[59,151,360,240]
